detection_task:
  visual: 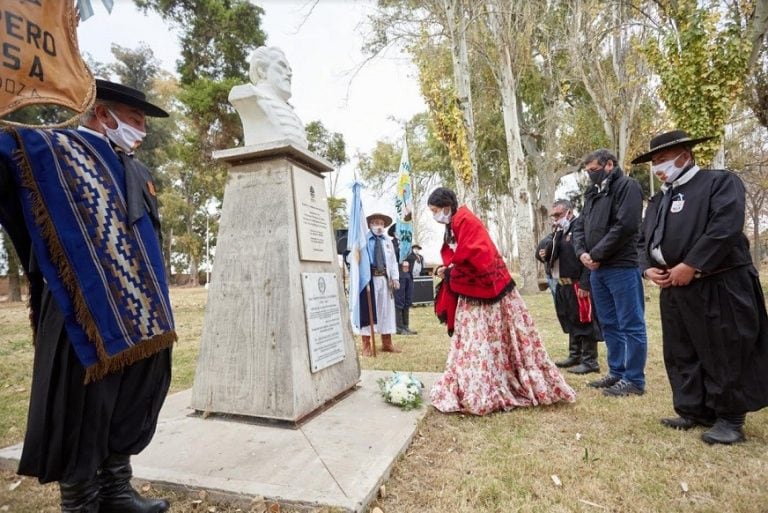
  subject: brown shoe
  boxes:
[381,334,402,353]
[361,335,373,357]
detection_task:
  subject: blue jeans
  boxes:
[590,267,647,389]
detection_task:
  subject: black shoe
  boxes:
[555,356,580,368]
[567,363,600,375]
[396,329,407,335]
[99,454,170,513]
[602,380,644,397]
[701,418,746,445]
[405,328,419,335]
[660,416,715,430]
[588,374,621,388]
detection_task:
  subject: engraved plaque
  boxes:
[292,167,334,262]
[301,272,345,372]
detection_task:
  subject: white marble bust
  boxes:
[229,46,308,148]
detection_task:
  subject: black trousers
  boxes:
[660,267,768,418]
[18,288,172,484]
[554,283,601,341]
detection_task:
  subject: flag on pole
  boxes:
[348,181,375,330]
[77,0,114,21]
[394,140,414,262]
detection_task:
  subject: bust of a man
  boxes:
[229,46,308,148]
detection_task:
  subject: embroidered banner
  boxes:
[0,1,95,124]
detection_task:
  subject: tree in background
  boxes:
[358,112,451,244]
[134,0,266,284]
[725,109,768,265]
[1,231,22,302]
[642,0,759,166]
[306,120,349,229]
[369,1,480,207]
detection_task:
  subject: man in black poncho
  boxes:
[0,80,174,512]
[635,130,768,445]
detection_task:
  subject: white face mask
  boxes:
[371,226,385,236]
[556,217,570,230]
[652,153,688,183]
[104,109,146,153]
[433,208,452,224]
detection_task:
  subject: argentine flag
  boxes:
[348,181,374,330]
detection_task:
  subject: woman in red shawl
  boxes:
[428,187,575,415]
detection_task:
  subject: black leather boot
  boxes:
[98,454,170,513]
[568,338,600,374]
[701,414,746,445]
[60,478,100,513]
[555,334,581,368]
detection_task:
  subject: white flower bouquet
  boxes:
[377,372,424,410]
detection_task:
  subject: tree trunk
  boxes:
[753,203,761,265]
[443,0,479,210]
[186,199,200,286]
[486,4,537,293]
[2,231,22,302]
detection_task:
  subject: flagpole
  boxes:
[365,284,377,357]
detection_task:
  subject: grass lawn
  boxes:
[1,286,767,512]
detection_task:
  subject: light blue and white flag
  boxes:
[348,181,373,330]
[394,140,414,262]
[76,0,114,22]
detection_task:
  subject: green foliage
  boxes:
[134,0,266,84]
[133,0,266,282]
[410,37,474,187]
[328,197,349,231]
[306,120,348,169]
[643,0,755,163]
[306,120,349,228]
[109,43,160,90]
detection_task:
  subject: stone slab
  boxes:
[0,370,440,513]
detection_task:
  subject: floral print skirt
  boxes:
[430,288,576,415]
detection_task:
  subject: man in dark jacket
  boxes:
[537,200,602,374]
[0,80,173,512]
[634,130,768,444]
[573,149,647,397]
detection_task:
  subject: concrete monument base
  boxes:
[0,370,439,513]
[190,142,360,423]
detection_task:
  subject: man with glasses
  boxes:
[572,149,647,397]
[537,200,602,374]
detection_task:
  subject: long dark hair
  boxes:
[427,187,458,245]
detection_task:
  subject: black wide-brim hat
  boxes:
[412,244,422,250]
[95,79,169,118]
[631,130,714,164]
[366,213,393,226]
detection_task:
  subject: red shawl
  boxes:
[434,206,514,334]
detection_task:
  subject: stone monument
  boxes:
[190,46,360,423]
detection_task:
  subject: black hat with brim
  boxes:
[96,79,169,118]
[412,244,422,250]
[631,130,714,164]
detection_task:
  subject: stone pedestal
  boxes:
[190,141,360,423]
